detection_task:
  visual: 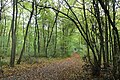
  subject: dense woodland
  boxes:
[0,0,120,79]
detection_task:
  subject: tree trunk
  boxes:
[34,26,37,57]
[45,13,58,57]
[0,0,2,21]
[10,0,16,67]
[83,0,91,64]
[35,4,40,55]
[53,14,58,57]
[17,2,34,64]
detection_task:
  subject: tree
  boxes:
[36,0,120,78]
[10,0,17,67]
[17,1,34,64]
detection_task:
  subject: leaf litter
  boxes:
[1,53,83,80]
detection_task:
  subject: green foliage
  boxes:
[22,1,32,11]
[0,1,119,75]
[0,60,8,67]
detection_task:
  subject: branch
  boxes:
[18,1,31,12]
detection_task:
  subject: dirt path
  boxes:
[2,53,83,80]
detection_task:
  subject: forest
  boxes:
[0,0,120,80]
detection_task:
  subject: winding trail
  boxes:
[2,53,83,80]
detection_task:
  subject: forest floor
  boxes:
[0,53,85,80]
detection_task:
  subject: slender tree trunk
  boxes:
[45,13,58,57]
[45,24,50,57]
[83,0,91,64]
[0,0,2,21]
[105,13,109,65]
[3,16,7,54]
[34,25,37,57]
[42,23,46,56]
[37,26,40,55]
[17,2,34,64]
[62,27,65,55]
[22,8,25,35]
[112,0,118,78]
[34,6,38,57]
[109,22,113,62]
[35,3,40,55]
[37,25,40,55]
[33,1,38,57]
[98,0,120,51]
[113,29,117,78]
[53,18,57,57]
[10,0,16,67]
